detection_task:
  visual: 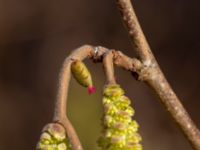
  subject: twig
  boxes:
[54,45,94,122]
[116,0,200,149]
[116,0,153,62]
[54,45,142,121]
[54,42,200,149]
[53,45,143,150]
[53,45,95,150]
[102,51,116,85]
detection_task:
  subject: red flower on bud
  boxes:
[87,86,96,94]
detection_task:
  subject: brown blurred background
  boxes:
[0,0,200,149]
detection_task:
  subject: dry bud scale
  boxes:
[98,84,142,150]
[71,60,95,94]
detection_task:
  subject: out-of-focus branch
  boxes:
[116,0,200,149]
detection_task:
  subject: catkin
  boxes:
[98,84,142,150]
[37,123,71,150]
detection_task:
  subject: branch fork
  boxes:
[52,43,200,150]
[52,45,144,150]
[38,0,200,150]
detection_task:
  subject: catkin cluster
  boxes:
[37,60,143,150]
[98,84,142,150]
[37,123,71,150]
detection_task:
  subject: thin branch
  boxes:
[116,0,200,149]
[54,45,94,122]
[54,45,95,150]
[116,0,153,62]
[54,45,141,122]
[54,43,200,149]
[103,51,116,85]
[62,118,83,150]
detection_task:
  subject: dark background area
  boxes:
[0,0,200,149]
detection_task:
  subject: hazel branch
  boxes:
[116,0,200,149]
[54,45,95,150]
[54,41,200,149]
[103,50,116,85]
[54,45,143,150]
[116,0,153,62]
[54,45,141,122]
[54,45,94,122]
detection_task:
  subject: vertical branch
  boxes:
[103,51,116,85]
[116,0,153,62]
[115,0,200,149]
[54,58,72,122]
[54,57,83,150]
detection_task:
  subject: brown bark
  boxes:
[116,0,200,149]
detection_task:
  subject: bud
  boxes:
[71,60,95,94]
[36,123,71,150]
[98,84,143,150]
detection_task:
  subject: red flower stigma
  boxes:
[87,86,96,94]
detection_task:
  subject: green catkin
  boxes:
[37,123,71,150]
[98,84,142,150]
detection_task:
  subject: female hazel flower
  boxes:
[71,60,95,94]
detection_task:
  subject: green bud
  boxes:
[71,60,96,94]
[71,60,91,85]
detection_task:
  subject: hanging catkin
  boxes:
[98,84,142,150]
[37,123,71,150]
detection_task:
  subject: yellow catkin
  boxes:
[98,84,142,150]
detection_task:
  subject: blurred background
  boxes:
[0,0,200,149]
